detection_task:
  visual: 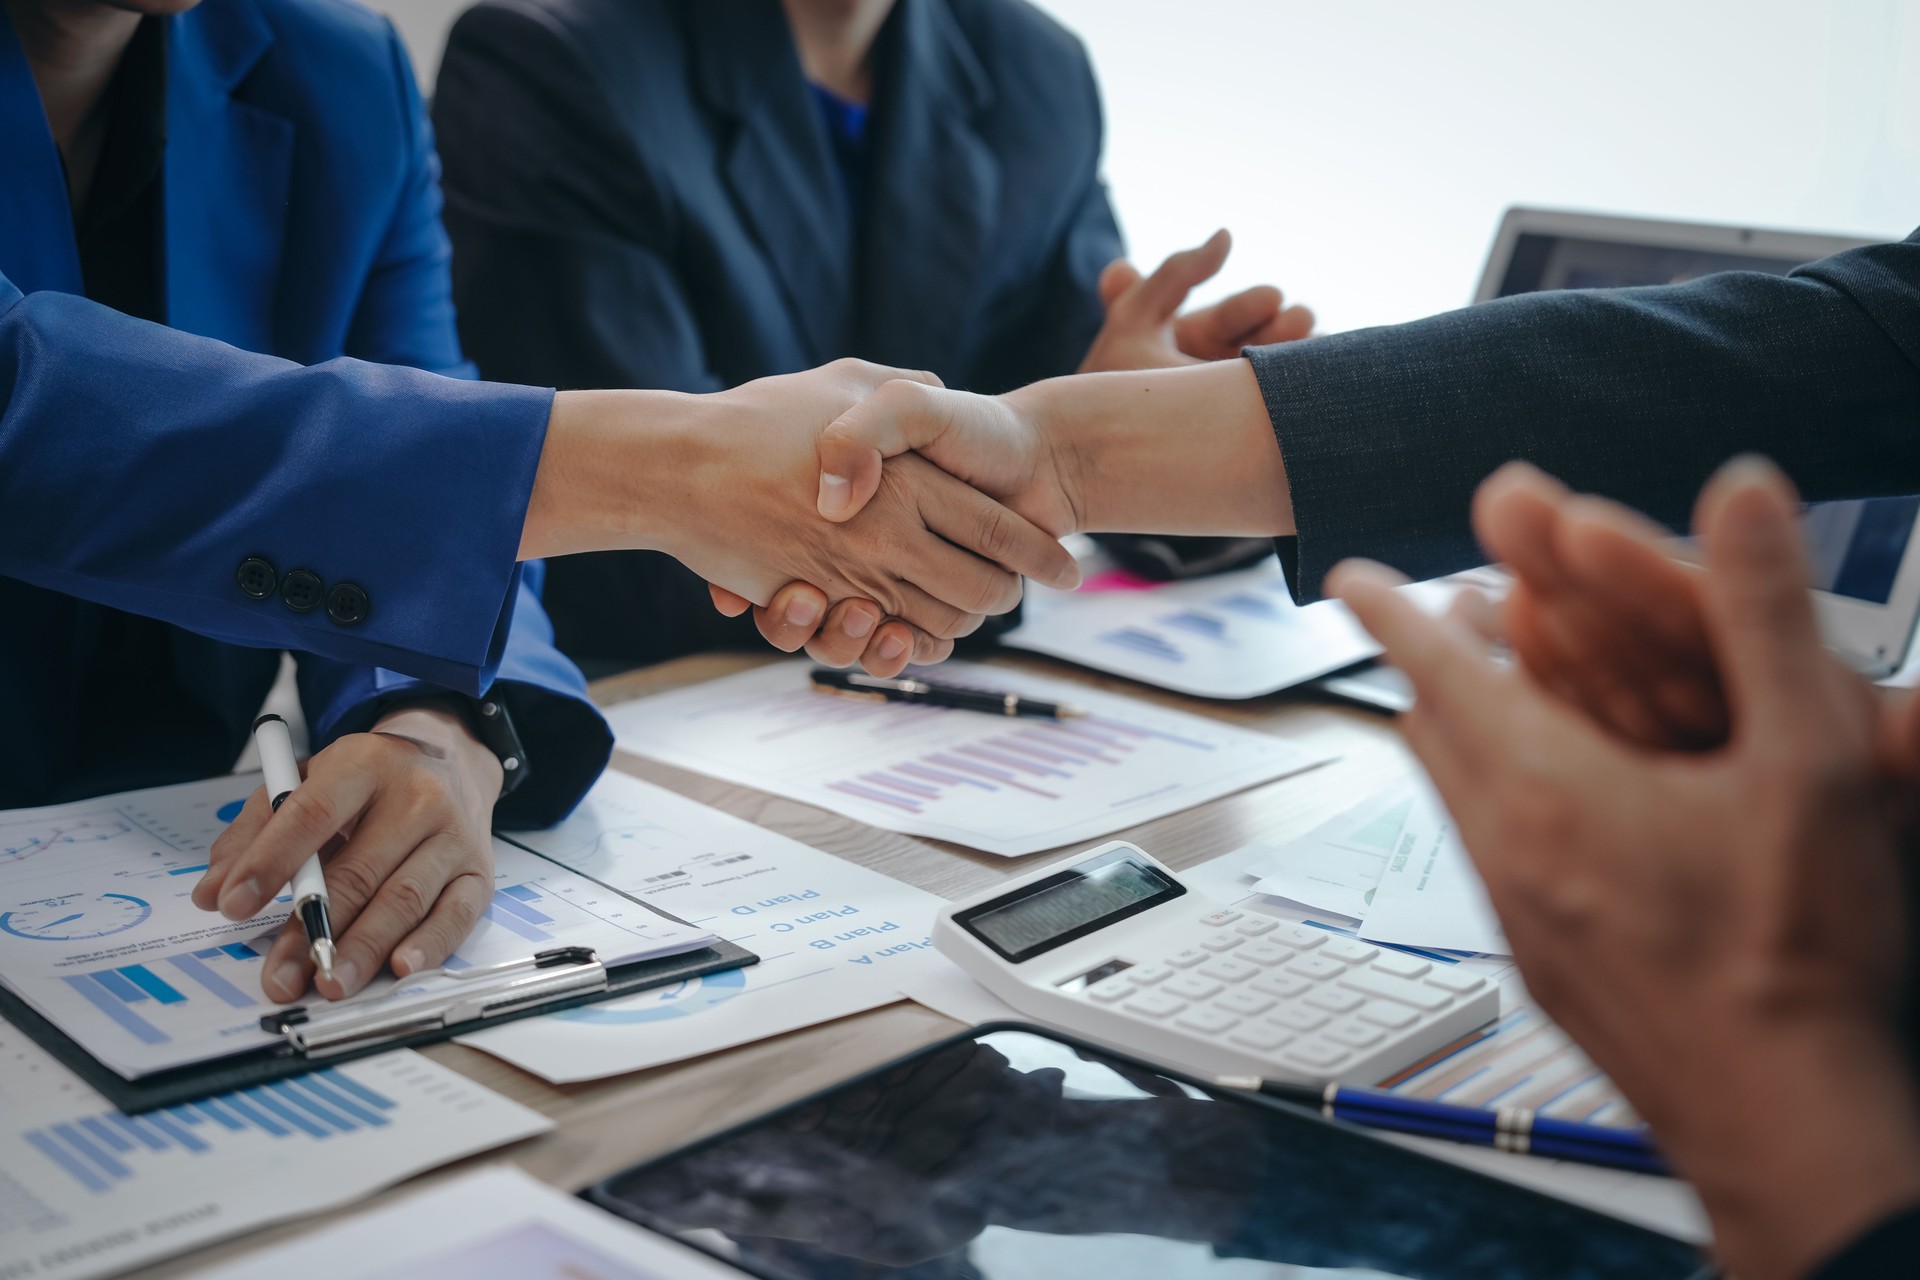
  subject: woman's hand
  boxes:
[193,698,501,1002]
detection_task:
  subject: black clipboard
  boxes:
[0,934,757,1114]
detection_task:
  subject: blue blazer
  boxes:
[432,0,1124,665]
[0,0,609,822]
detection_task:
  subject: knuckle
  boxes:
[380,875,434,927]
[275,788,339,848]
[324,859,385,915]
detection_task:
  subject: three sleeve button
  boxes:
[280,568,323,613]
[235,557,277,600]
[326,582,371,627]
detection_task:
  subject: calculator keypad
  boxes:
[1074,908,1495,1084]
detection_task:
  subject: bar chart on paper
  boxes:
[0,1029,551,1280]
[0,775,712,1078]
[606,661,1330,856]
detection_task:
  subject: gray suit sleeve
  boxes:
[1249,232,1920,599]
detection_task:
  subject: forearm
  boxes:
[1020,359,1293,537]
[517,389,703,561]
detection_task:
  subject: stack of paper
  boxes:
[0,775,714,1078]
[604,659,1332,856]
[0,1029,551,1280]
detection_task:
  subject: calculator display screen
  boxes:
[954,851,1184,963]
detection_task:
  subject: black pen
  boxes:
[1219,1077,1670,1177]
[809,669,1085,720]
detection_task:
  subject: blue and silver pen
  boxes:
[1220,1077,1670,1177]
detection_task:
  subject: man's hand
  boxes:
[1078,229,1312,374]
[192,699,502,1002]
[1330,458,1920,1280]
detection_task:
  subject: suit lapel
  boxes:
[691,0,854,364]
[860,0,999,375]
[0,8,85,294]
[164,0,291,347]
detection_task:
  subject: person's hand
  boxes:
[1330,458,1920,1280]
[521,360,1080,646]
[192,698,501,1002]
[1078,229,1313,374]
[705,580,936,679]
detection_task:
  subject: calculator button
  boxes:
[1356,1000,1420,1030]
[1370,953,1433,979]
[1126,964,1173,986]
[1272,1006,1329,1033]
[1198,910,1243,927]
[1284,954,1347,981]
[1227,1023,1294,1052]
[1267,924,1327,950]
[1198,958,1259,984]
[1423,969,1487,993]
[1233,917,1278,937]
[1122,991,1188,1019]
[1200,934,1244,954]
[1249,972,1311,999]
[1164,974,1225,1001]
[1338,969,1455,1011]
[1086,982,1134,1004]
[1167,948,1210,968]
[1174,1007,1241,1035]
[1325,1021,1385,1049]
[1318,939,1379,965]
[1304,987,1364,1015]
[1214,990,1276,1017]
[1240,943,1296,967]
[1281,1040,1351,1071]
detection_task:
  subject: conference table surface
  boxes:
[143,648,1429,1277]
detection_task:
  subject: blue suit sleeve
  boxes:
[0,272,553,694]
[1247,233,1920,599]
[291,19,609,825]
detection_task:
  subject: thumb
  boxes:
[1098,259,1142,307]
[1124,229,1232,326]
[1692,456,1827,737]
[817,378,961,521]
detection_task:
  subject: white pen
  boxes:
[250,714,337,985]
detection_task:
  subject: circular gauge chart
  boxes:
[554,965,749,1025]
[0,893,153,942]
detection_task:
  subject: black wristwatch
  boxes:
[463,693,530,800]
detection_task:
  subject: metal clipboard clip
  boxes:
[258,946,607,1057]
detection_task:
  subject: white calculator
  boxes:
[932,841,1500,1084]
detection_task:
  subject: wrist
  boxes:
[372,697,505,801]
[1660,1022,1920,1280]
[519,389,704,560]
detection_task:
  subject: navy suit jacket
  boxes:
[432,0,1123,665]
[0,0,609,822]
[1246,231,1920,598]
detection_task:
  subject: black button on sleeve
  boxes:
[326,582,371,626]
[236,557,277,600]
[280,568,323,614]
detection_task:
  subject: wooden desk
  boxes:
[142,651,1408,1277]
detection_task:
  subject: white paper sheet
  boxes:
[1244,784,1417,920]
[461,772,947,1082]
[0,775,712,1078]
[0,1033,552,1280]
[1003,557,1385,698]
[604,660,1331,857]
[195,1165,743,1280]
[1357,786,1509,955]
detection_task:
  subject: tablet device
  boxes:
[588,1023,1709,1280]
[1478,208,1920,676]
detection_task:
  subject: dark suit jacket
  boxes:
[433,0,1123,667]
[1247,231,1920,598]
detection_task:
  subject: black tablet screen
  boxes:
[590,1028,1706,1280]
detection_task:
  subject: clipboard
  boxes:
[0,934,757,1114]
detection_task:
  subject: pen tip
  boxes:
[1060,705,1089,718]
[312,939,336,986]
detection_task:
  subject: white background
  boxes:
[381,0,1920,332]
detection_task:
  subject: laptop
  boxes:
[1326,207,1920,710]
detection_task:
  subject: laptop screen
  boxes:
[1489,231,1914,604]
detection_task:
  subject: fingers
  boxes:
[797,597,884,666]
[709,583,753,617]
[260,917,318,1002]
[391,866,493,977]
[1690,457,1831,736]
[817,378,959,522]
[1098,258,1142,307]
[195,784,273,910]
[1237,303,1315,346]
[750,582,837,653]
[1121,228,1232,326]
[205,755,378,921]
[318,824,484,999]
[906,456,1080,591]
